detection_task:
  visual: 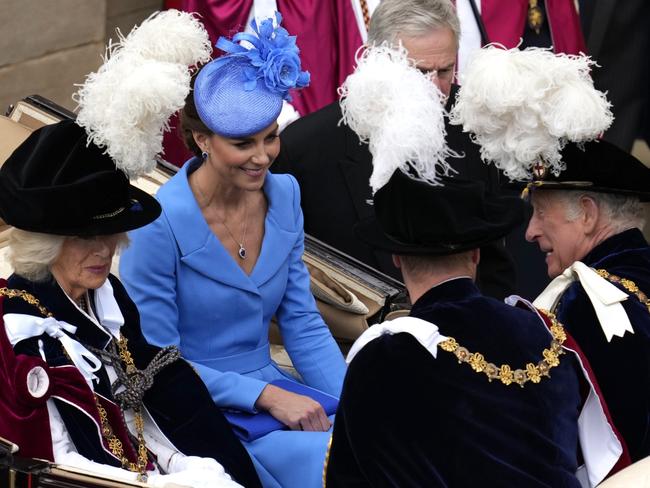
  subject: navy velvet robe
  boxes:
[556,228,650,461]
[3,273,261,488]
[326,278,582,487]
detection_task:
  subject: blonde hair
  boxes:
[8,229,130,282]
[8,229,65,282]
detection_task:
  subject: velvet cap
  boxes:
[356,170,525,255]
[0,120,161,236]
[512,140,650,201]
[194,12,309,138]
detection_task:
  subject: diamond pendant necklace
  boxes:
[221,198,249,260]
[193,174,250,260]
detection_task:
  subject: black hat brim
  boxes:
[507,140,650,201]
[355,202,524,256]
[8,184,161,237]
[0,121,162,236]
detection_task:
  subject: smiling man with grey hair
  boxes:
[273,0,516,300]
[525,140,650,462]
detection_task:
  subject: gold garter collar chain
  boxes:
[595,269,650,313]
[438,310,567,387]
[0,287,149,481]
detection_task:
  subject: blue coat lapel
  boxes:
[250,174,299,288]
[158,160,298,295]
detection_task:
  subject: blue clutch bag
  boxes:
[223,379,339,441]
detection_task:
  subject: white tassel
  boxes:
[74,9,211,178]
[339,44,452,193]
[450,46,613,181]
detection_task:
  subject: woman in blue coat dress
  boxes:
[119,14,347,488]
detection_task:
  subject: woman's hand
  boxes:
[255,384,331,431]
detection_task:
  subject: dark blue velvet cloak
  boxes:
[3,273,261,487]
[557,228,650,461]
[326,278,582,487]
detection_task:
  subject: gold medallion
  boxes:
[528,0,545,35]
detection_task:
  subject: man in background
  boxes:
[273,0,517,299]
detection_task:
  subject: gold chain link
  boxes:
[322,434,333,488]
[0,286,148,481]
[113,335,149,481]
[438,310,566,387]
[0,287,54,317]
[596,268,650,313]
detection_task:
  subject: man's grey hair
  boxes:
[8,229,65,282]
[368,0,461,46]
[558,190,646,234]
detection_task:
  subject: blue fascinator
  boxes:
[194,12,310,138]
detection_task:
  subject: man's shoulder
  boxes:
[418,292,546,330]
[350,331,435,373]
[415,294,557,358]
[344,332,440,406]
[281,101,346,142]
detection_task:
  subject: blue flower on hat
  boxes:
[213,12,310,101]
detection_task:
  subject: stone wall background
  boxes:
[0,0,163,115]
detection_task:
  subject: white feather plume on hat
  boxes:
[449,46,613,181]
[74,10,212,178]
[339,44,453,194]
[113,9,212,65]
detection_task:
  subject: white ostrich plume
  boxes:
[114,10,212,66]
[339,44,452,193]
[74,10,211,178]
[449,46,613,181]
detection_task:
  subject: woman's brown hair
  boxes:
[179,65,212,157]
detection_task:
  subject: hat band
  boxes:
[92,206,126,220]
[521,180,595,199]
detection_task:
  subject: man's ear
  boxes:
[392,254,402,269]
[471,248,480,265]
[580,196,600,234]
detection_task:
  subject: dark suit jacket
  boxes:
[579,0,650,150]
[326,278,582,487]
[274,87,517,299]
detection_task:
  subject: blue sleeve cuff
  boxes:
[190,361,269,413]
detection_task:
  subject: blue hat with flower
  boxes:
[193,12,310,138]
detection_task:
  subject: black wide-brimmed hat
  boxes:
[0,120,161,236]
[355,170,525,255]
[512,140,650,201]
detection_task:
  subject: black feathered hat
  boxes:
[355,170,525,255]
[0,120,160,236]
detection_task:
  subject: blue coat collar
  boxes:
[157,158,298,295]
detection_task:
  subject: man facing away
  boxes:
[525,140,650,462]
[325,169,626,488]
[273,0,516,299]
